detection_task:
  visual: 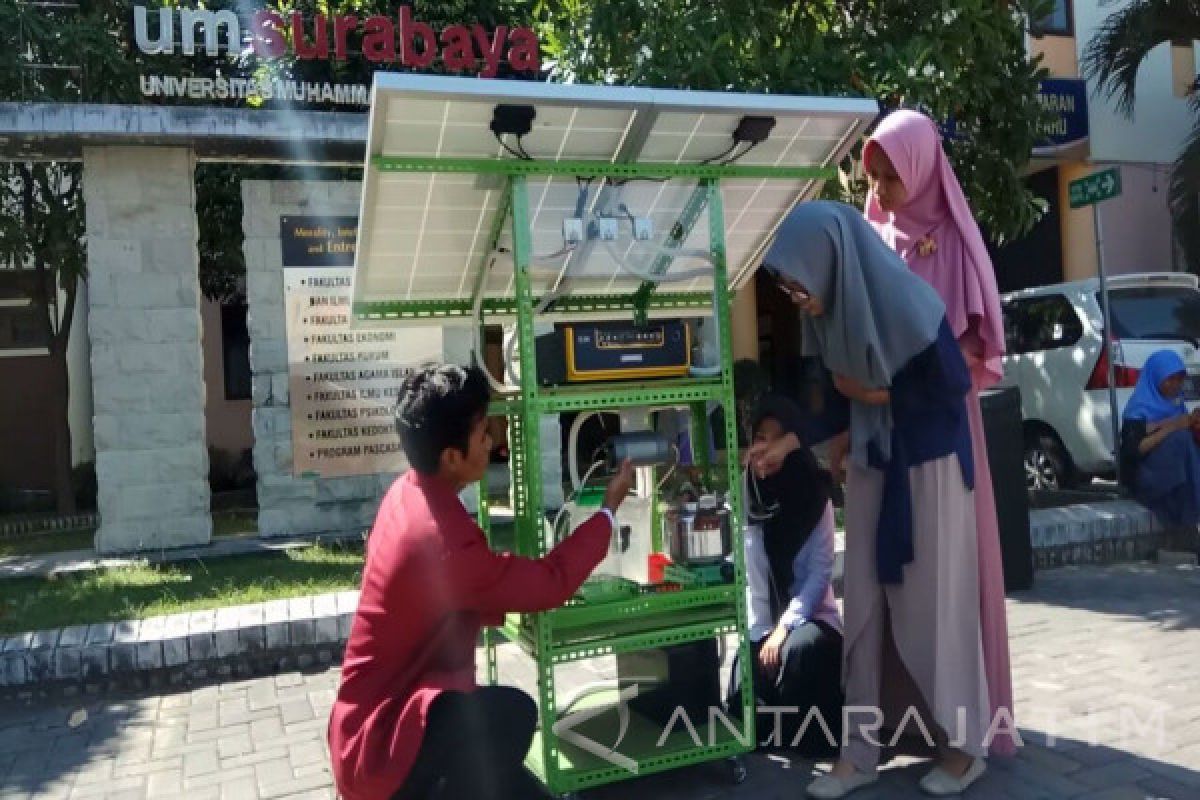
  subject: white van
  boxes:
[1000,272,1200,489]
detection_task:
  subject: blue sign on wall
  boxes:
[1034,78,1089,156]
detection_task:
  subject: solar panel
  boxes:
[353,75,877,323]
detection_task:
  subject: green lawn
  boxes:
[0,521,516,635]
[0,543,364,636]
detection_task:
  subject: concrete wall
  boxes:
[1097,163,1177,275]
[1029,33,1078,78]
[1075,1,1198,164]
[84,146,211,553]
[200,297,253,456]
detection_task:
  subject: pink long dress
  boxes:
[864,109,1017,757]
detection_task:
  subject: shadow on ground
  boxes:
[1007,561,1200,632]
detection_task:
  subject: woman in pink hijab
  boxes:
[863,109,1017,758]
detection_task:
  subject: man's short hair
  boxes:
[394,364,491,474]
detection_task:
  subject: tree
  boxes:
[195,0,542,302]
[1082,0,1200,274]
[0,1,141,513]
[537,0,1054,244]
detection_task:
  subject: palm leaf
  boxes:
[1082,0,1200,117]
[1168,118,1200,275]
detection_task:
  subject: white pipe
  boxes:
[567,411,597,490]
[503,331,519,384]
[602,240,715,282]
[472,261,515,397]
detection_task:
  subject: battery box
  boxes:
[535,320,690,385]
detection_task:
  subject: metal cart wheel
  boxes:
[728,755,748,784]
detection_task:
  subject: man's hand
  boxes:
[758,624,788,677]
[1190,408,1200,431]
[602,459,636,514]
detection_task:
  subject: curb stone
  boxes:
[0,589,359,699]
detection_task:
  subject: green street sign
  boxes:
[1069,167,1122,209]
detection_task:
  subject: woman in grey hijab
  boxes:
[746,202,993,799]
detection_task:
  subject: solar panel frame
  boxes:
[352,75,877,325]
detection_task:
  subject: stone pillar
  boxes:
[83,147,211,553]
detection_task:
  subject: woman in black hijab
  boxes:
[727,394,844,756]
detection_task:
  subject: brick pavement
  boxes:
[2,562,1198,800]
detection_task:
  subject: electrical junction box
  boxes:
[591,217,619,241]
[633,217,654,241]
[562,217,585,244]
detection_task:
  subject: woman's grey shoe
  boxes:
[919,757,986,796]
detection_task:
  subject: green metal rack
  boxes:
[355,156,836,797]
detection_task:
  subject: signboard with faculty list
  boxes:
[281,216,442,478]
[281,216,359,267]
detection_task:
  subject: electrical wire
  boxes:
[515,135,533,161]
[568,411,618,489]
[493,130,531,161]
[552,459,608,543]
[574,176,591,216]
[503,332,519,385]
[534,178,594,316]
[534,291,562,315]
[532,244,577,263]
[472,256,516,397]
[602,239,715,282]
[607,176,669,187]
[656,444,680,492]
[721,140,761,165]
[701,140,741,165]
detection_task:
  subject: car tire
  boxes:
[1024,433,1074,491]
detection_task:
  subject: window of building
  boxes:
[221,302,251,400]
[0,271,51,357]
[1003,295,1083,354]
[0,304,49,356]
[1037,0,1072,37]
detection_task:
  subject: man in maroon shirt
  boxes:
[329,364,634,800]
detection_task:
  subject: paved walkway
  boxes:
[2,563,1199,799]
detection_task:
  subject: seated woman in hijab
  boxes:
[1119,350,1200,534]
[726,394,843,757]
